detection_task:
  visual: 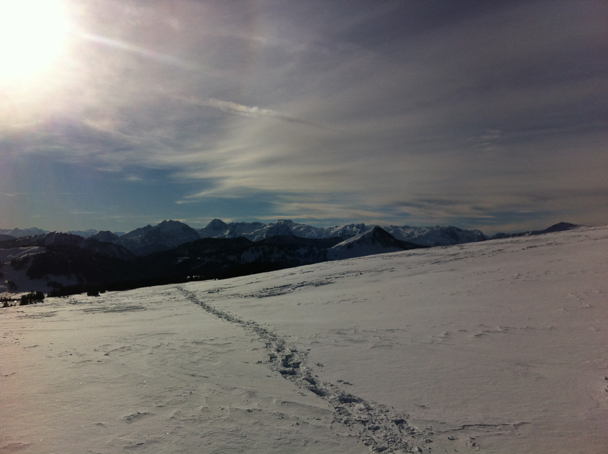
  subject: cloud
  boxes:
[203,98,288,119]
[170,95,327,129]
[269,200,393,223]
[2,0,606,232]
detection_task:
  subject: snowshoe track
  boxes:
[177,286,438,453]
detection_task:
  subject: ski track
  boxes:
[177,286,499,454]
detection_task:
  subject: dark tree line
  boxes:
[19,292,45,305]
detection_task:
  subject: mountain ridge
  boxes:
[2,220,582,257]
[0,221,585,296]
[195,219,489,248]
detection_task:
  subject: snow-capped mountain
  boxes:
[197,219,276,242]
[327,226,424,260]
[0,219,586,296]
[383,225,487,246]
[59,218,479,253]
[197,219,486,246]
[284,221,371,239]
[66,229,98,238]
[258,220,294,239]
[3,220,581,265]
[198,219,303,242]
[115,220,201,256]
[90,230,121,243]
[0,227,47,238]
[197,218,231,237]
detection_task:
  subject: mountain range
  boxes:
[0,219,580,296]
[1,219,492,255]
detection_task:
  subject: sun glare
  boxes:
[0,0,69,82]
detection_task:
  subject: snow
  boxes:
[2,226,608,453]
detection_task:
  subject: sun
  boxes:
[0,0,69,82]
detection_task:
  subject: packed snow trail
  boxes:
[177,286,441,454]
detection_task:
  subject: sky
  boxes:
[0,0,606,235]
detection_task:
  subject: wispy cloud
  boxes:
[75,32,196,70]
[171,95,326,128]
[270,201,392,222]
[1,0,606,232]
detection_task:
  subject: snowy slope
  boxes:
[2,226,608,453]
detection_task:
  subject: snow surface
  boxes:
[2,226,608,453]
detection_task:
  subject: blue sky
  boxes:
[1,0,607,234]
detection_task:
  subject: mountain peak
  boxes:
[276,219,295,225]
[206,219,228,230]
[263,222,294,238]
[328,227,421,260]
[541,222,580,233]
[91,230,120,243]
[116,220,200,255]
[158,219,187,228]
